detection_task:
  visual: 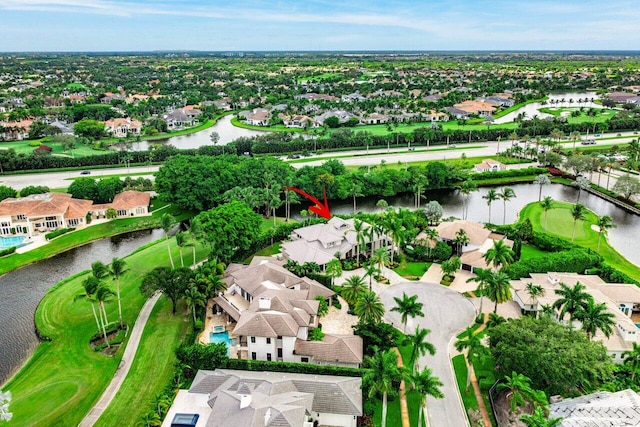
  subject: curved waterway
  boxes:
[291,183,640,266]
[0,228,163,385]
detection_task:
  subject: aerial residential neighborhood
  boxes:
[2,2,640,427]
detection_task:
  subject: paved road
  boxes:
[0,166,159,191]
[379,282,476,427]
[79,292,162,427]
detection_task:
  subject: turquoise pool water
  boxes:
[209,331,232,355]
[0,236,26,249]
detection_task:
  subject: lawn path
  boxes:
[79,292,162,427]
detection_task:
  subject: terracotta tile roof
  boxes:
[110,190,150,209]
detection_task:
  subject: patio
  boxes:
[321,296,358,335]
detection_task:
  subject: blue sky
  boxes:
[0,0,638,52]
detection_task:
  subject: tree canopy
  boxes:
[489,316,614,396]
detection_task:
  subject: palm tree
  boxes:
[75,275,102,334]
[453,228,469,256]
[95,284,116,347]
[485,271,512,313]
[525,282,545,317]
[483,189,499,224]
[184,286,206,324]
[354,291,385,323]
[498,187,516,225]
[372,247,390,275]
[353,219,366,264]
[455,326,485,392]
[109,257,128,328]
[486,312,506,329]
[391,292,425,333]
[533,174,551,201]
[412,367,444,427]
[186,220,200,267]
[575,298,615,340]
[341,275,367,307]
[623,342,640,381]
[407,325,436,373]
[483,239,515,271]
[520,407,562,427]
[175,231,192,268]
[570,203,587,243]
[363,348,406,427]
[440,256,461,280]
[539,197,554,230]
[363,261,380,291]
[497,371,544,413]
[596,215,616,251]
[553,282,591,328]
[467,268,492,318]
[91,260,108,280]
[325,259,343,288]
[160,213,175,269]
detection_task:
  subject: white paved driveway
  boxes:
[379,282,476,427]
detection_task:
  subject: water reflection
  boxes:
[0,228,163,385]
[289,183,639,266]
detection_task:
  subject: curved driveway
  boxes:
[379,282,476,427]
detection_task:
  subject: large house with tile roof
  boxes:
[162,369,362,427]
[0,190,150,238]
[213,257,362,368]
[435,220,513,272]
[281,217,390,269]
[549,389,640,426]
[104,118,142,136]
[511,272,640,362]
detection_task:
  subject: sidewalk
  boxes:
[79,292,162,426]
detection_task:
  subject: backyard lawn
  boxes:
[519,201,640,281]
[2,237,208,426]
[394,260,431,279]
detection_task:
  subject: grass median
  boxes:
[2,237,208,426]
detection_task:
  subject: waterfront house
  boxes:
[281,217,390,269]
[212,257,362,368]
[162,369,362,427]
[511,272,640,362]
[473,159,507,172]
[104,118,142,137]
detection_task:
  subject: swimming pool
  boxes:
[209,331,233,355]
[0,235,26,249]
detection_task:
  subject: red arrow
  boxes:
[284,186,332,219]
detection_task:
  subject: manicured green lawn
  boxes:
[64,172,154,181]
[332,120,517,137]
[0,200,195,276]
[95,298,190,427]
[231,117,304,133]
[3,238,208,426]
[452,354,479,415]
[394,261,431,279]
[520,244,548,260]
[519,201,640,281]
[260,216,292,232]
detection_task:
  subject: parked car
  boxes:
[80,170,91,175]
[594,133,602,137]
[581,139,596,145]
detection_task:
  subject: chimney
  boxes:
[259,297,271,310]
[237,382,252,409]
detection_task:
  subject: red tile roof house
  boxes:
[104,118,142,137]
[474,159,507,172]
[0,191,150,239]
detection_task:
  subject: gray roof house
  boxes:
[281,217,390,269]
[549,389,640,426]
[212,257,362,368]
[162,369,362,427]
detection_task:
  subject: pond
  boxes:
[0,228,164,385]
[289,182,639,266]
[127,115,270,151]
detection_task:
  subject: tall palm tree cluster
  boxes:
[552,282,615,340]
[75,258,127,349]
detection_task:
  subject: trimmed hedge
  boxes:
[472,166,547,181]
[505,248,602,279]
[0,246,16,257]
[45,227,75,241]
[597,263,640,286]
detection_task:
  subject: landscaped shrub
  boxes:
[431,241,453,262]
[0,246,16,257]
[597,263,640,285]
[530,231,580,252]
[45,227,75,240]
[308,327,324,341]
[505,248,601,279]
